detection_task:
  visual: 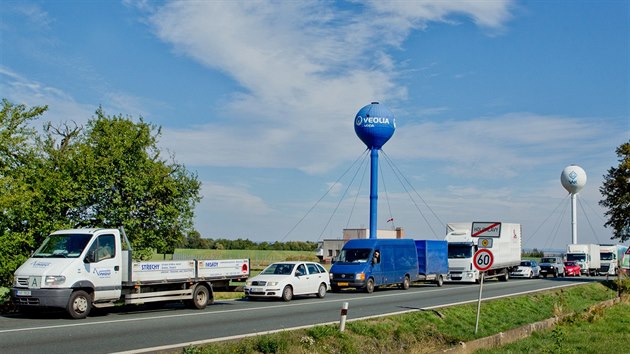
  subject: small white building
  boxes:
[316,228,405,263]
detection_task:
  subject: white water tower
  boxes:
[560,165,587,244]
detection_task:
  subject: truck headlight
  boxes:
[44,275,66,286]
[355,273,365,281]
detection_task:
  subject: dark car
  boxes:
[539,256,566,278]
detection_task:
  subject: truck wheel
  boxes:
[400,275,410,290]
[436,275,444,287]
[316,283,327,298]
[190,285,210,309]
[365,278,375,293]
[66,290,91,319]
[499,271,509,282]
[281,285,293,301]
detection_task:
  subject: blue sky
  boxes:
[1,1,628,250]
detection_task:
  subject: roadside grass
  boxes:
[476,297,630,354]
[185,280,627,354]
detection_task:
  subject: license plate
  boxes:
[17,290,31,296]
[251,287,263,292]
[337,282,348,286]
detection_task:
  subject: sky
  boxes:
[1,1,628,250]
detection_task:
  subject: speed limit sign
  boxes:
[473,249,494,271]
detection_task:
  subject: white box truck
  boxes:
[11,228,250,319]
[444,222,522,283]
[566,243,600,276]
[599,244,628,276]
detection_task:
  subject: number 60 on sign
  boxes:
[473,249,494,271]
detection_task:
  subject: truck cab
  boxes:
[12,229,125,317]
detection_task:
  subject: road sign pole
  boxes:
[475,272,485,334]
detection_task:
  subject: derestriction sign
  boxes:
[471,222,502,237]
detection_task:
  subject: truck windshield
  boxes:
[566,254,586,262]
[337,248,371,263]
[600,252,614,261]
[448,244,473,259]
[32,234,93,258]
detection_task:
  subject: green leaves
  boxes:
[0,99,201,285]
[599,141,630,242]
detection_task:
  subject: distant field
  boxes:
[151,248,318,268]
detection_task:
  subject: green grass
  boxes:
[185,280,629,354]
[476,300,630,354]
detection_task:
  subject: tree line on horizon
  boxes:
[180,230,317,251]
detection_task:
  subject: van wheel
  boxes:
[365,279,375,293]
[189,285,210,309]
[282,285,293,301]
[316,283,327,298]
[66,290,91,319]
[331,285,340,293]
[400,276,410,290]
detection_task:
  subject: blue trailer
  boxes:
[414,240,448,286]
[329,238,448,293]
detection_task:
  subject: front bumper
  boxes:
[244,286,283,298]
[446,272,477,283]
[11,287,73,309]
[330,279,367,289]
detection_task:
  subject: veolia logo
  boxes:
[355,116,391,127]
[568,171,578,185]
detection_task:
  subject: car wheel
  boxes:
[316,283,327,298]
[281,285,293,302]
[365,278,375,293]
[66,290,91,319]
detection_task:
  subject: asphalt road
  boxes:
[0,276,605,354]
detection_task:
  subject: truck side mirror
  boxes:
[84,251,96,263]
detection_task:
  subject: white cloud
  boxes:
[149,1,515,175]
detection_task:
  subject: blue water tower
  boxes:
[354,102,396,239]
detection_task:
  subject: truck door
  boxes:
[84,234,121,301]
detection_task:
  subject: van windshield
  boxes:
[337,248,371,263]
[32,234,93,258]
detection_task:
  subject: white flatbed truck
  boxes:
[11,228,249,319]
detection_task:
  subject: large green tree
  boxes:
[0,100,201,286]
[58,108,202,257]
[599,141,630,242]
[0,99,48,286]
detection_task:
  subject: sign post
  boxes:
[473,249,494,334]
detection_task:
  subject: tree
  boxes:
[0,100,202,287]
[599,141,630,242]
[65,108,202,257]
[0,99,48,286]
